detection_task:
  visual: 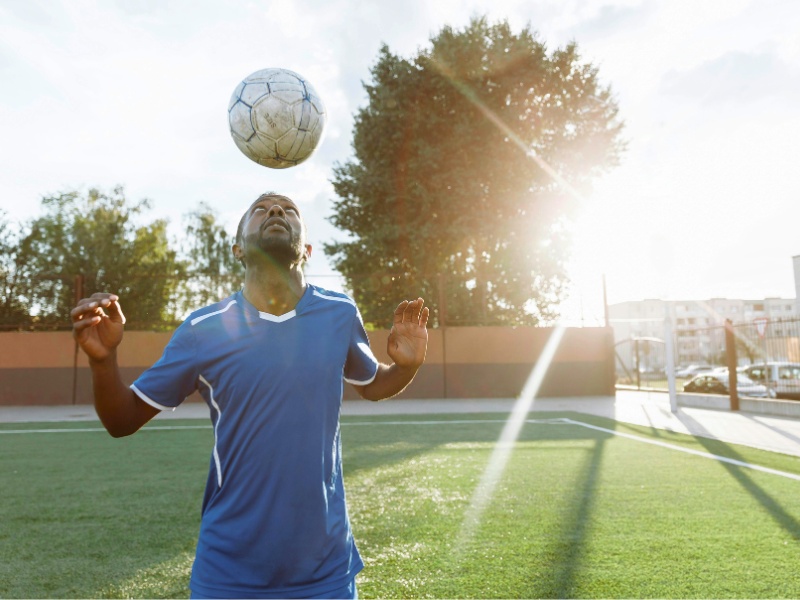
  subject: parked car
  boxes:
[739,362,800,400]
[683,371,774,398]
[675,364,716,378]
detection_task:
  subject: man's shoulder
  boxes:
[308,285,357,309]
[184,293,241,327]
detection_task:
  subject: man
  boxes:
[71,193,429,599]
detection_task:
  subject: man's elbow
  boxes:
[105,424,138,438]
[354,383,380,402]
[99,415,143,438]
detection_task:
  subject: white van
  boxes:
[740,362,800,400]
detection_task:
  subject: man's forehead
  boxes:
[250,193,297,209]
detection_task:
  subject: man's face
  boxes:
[235,194,311,267]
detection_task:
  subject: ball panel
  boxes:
[251,96,294,140]
[291,99,312,130]
[270,85,306,104]
[293,131,316,163]
[228,82,245,111]
[229,102,255,141]
[240,82,269,107]
[276,129,303,160]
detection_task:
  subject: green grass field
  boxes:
[2,411,800,598]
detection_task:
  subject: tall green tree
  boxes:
[177,202,244,313]
[326,17,623,327]
[0,211,36,327]
[24,187,185,328]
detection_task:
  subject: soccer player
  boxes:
[70,193,429,599]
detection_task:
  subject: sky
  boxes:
[1,0,798,325]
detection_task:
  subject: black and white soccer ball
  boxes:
[228,68,326,169]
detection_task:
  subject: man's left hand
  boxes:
[387,298,429,369]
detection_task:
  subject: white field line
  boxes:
[557,418,800,482]
[2,417,799,482]
[0,419,559,434]
[0,425,213,434]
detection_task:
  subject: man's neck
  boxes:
[241,263,307,316]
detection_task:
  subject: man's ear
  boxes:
[304,244,313,262]
[233,243,245,267]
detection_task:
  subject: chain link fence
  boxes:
[614,316,800,394]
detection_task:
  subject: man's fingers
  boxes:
[71,301,102,322]
[419,306,430,329]
[410,298,424,323]
[90,292,119,302]
[72,314,102,332]
[394,298,427,325]
[394,300,410,323]
[72,294,125,324]
[104,298,126,324]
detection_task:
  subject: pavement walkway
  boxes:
[3,390,800,458]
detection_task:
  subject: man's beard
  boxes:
[245,229,305,266]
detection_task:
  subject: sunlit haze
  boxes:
[2,0,798,323]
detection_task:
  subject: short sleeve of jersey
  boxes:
[130,321,198,411]
[343,308,379,386]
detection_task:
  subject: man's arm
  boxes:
[354,298,429,401]
[71,293,159,437]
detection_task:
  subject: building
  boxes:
[609,296,798,372]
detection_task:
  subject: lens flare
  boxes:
[454,325,566,551]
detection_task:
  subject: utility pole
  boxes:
[438,273,448,399]
[71,274,84,405]
[725,319,739,411]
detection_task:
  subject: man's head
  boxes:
[233,193,311,269]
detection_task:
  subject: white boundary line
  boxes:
[556,418,800,482]
[3,417,800,482]
[0,425,212,434]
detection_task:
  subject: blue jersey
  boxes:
[131,285,379,598]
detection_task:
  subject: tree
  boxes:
[0,211,36,328]
[177,202,244,314]
[326,17,623,327]
[24,187,185,328]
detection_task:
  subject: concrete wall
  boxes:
[0,326,615,406]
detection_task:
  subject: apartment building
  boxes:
[609,297,797,371]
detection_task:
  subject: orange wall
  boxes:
[0,327,615,406]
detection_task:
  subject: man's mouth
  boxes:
[262,218,289,233]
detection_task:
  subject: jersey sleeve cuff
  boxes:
[130,384,175,412]
[344,365,379,386]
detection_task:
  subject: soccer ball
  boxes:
[228,68,326,169]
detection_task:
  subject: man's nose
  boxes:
[267,204,285,217]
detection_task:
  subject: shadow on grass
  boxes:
[342,412,615,598]
[679,411,800,540]
[530,437,607,599]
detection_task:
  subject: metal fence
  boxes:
[614,316,800,390]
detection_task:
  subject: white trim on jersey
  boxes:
[199,374,224,487]
[344,372,378,385]
[258,310,297,323]
[312,290,356,307]
[191,300,237,326]
[130,383,175,411]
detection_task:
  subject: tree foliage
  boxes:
[22,187,186,328]
[1,187,248,330]
[177,202,244,313]
[326,17,624,327]
[0,211,36,327]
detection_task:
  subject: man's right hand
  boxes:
[71,293,126,363]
